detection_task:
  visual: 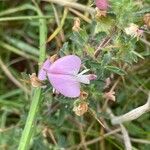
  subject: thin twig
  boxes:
[47,128,58,145]
[94,36,112,58]
[47,7,68,43]
[0,58,29,94]
[67,128,121,150]
[69,8,92,23]
[108,93,150,125]
[43,0,95,15]
[52,4,65,42]
[0,124,19,133]
[89,108,105,128]
[78,122,88,150]
[140,38,150,47]
[0,15,53,22]
[100,128,105,150]
[102,78,120,111]
[94,27,117,58]
[131,138,150,144]
[120,124,132,150]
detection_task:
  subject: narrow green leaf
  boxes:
[105,66,126,75]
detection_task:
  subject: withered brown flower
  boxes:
[72,17,81,32]
[103,91,116,101]
[30,73,44,87]
[73,102,88,116]
[143,13,150,28]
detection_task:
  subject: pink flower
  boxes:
[95,0,109,11]
[38,55,97,98]
[125,23,143,39]
[38,58,51,81]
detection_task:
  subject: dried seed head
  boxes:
[95,7,107,18]
[42,127,49,138]
[80,91,88,100]
[104,77,111,89]
[143,13,150,28]
[50,54,58,63]
[72,17,81,32]
[125,23,143,39]
[73,102,88,116]
[30,73,43,87]
[103,91,116,101]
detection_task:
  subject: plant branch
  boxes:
[18,2,47,150]
[43,0,95,15]
[47,7,68,43]
[67,128,121,150]
[0,15,53,22]
[120,124,132,150]
[108,92,150,125]
[0,58,29,94]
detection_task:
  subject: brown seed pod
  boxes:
[143,13,150,28]
[50,54,58,63]
[103,91,116,101]
[73,102,88,116]
[30,73,44,87]
[72,17,81,32]
[95,7,107,19]
[80,91,88,100]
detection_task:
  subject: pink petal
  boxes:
[95,0,108,10]
[38,58,51,80]
[47,73,80,98]
[48,55,81,75]
[88,74,97,80]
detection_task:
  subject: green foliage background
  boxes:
[0,0,149,150]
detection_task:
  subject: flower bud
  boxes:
[95,0,109,11]
[88,74,97,81]
[125,23,143,39]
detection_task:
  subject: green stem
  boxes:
[0,15,53,22]
[0,89,22,99]
[0,99,23,108]
[18,4,47,150]
[18,88,42,150]
[0,4,33,16]
[0,41,37,61]
[0,111,8,144]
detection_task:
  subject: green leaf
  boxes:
[3,35,39,56]
[59,42,69,55]
[70,30,88,46]
[105,66,126,75]
[131,50,144,59]
[95,17,115,34]
[101,52,112,66]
